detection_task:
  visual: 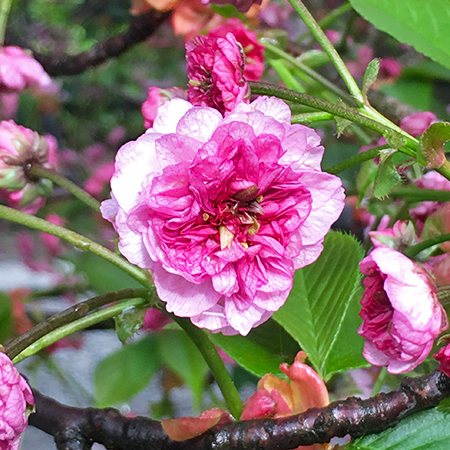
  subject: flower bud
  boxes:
[0,121,57,213]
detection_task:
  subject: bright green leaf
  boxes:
[158,329,209,409]
[348,408,450,449]
[95,335,160,407]
[349,0,450,71]
[209,323,291,378]
[272,232,365,380]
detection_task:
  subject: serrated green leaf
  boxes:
[362,59,380,101]
[158,329,209,409]
[349,0,450,71]
[209,323,291,378]
[95,335,160,407]
[348,408,450,450]
[419,122,450,168]
[374,151,402,199]
[272,231,365,380]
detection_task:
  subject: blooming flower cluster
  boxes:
[102,96,344,335]
[0,352,34,450]
[0,120,58,213]
[358,246,448,373]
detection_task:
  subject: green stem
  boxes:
[390,187,450,203]
[29,165,101,212]
[324,145,388,175]
[286,0,363,104]
[262,41,354,104]
[5,288,152,359]
[404,234,450,258]
[291,112,334,124]
[0,205,151,288]
[371,367,387,396]
[298,2,352,41]
[12,297,148,364]
[0,0,13,45]
[249,81,418,156]
[436,162,450,183]
[174,317,243,419]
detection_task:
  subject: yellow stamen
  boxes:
[219,225,235,250]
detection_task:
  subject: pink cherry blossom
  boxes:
[399,111,437,137]
[186,33,250,114]
[433,343,450,377]
[142,87,187,129]
[101,97,344,335]
[0,352,35,450]
[358,247,448,374]
[0,120,57,214]
[83,162,115,199]
[208,18,265,81]
[0,46,57,95]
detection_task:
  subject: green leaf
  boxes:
[272,231,365,380]
[210,319,300,378]
[95,335,160,407]
[349,0,450,71]
[0,292,12,344]
[75,253,142,294]
[348,408,450,449]
[158,329,209,409]
[419,122,450,168]
[362,58,380,101]
[374,150,402,199]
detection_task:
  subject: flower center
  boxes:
[203,184,264,249]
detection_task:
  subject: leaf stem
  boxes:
[404,233,450,258]
[5,288,153,359]
[29,165,101,212]
[291,112,334,124]
[249,81,418,155]
[324,145,388,175]
[262,41,354,104]
[286,0,363,103]
[173,317,243,419]
[0,205,151,288]
[298,2,352,42]
[12,297,149,364]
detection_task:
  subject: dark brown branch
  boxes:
[11,10,171,76]
[29,370,450,450]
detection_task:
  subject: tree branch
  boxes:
[29,370,450,450]
[6,9,171,76]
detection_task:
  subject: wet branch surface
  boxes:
[6,10,171,76]
[29,370,450,450]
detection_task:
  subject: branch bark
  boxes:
[29,370,450,450]
[6,9,171,76]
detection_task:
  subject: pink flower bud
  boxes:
[433,343,450,377]
[0,46,58,95]
[186,33,250,114]
[208,18,265,81]
[0,120,57,214]
[358,247,448,374]
[399,112,437,137]
[0,352,35,450]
